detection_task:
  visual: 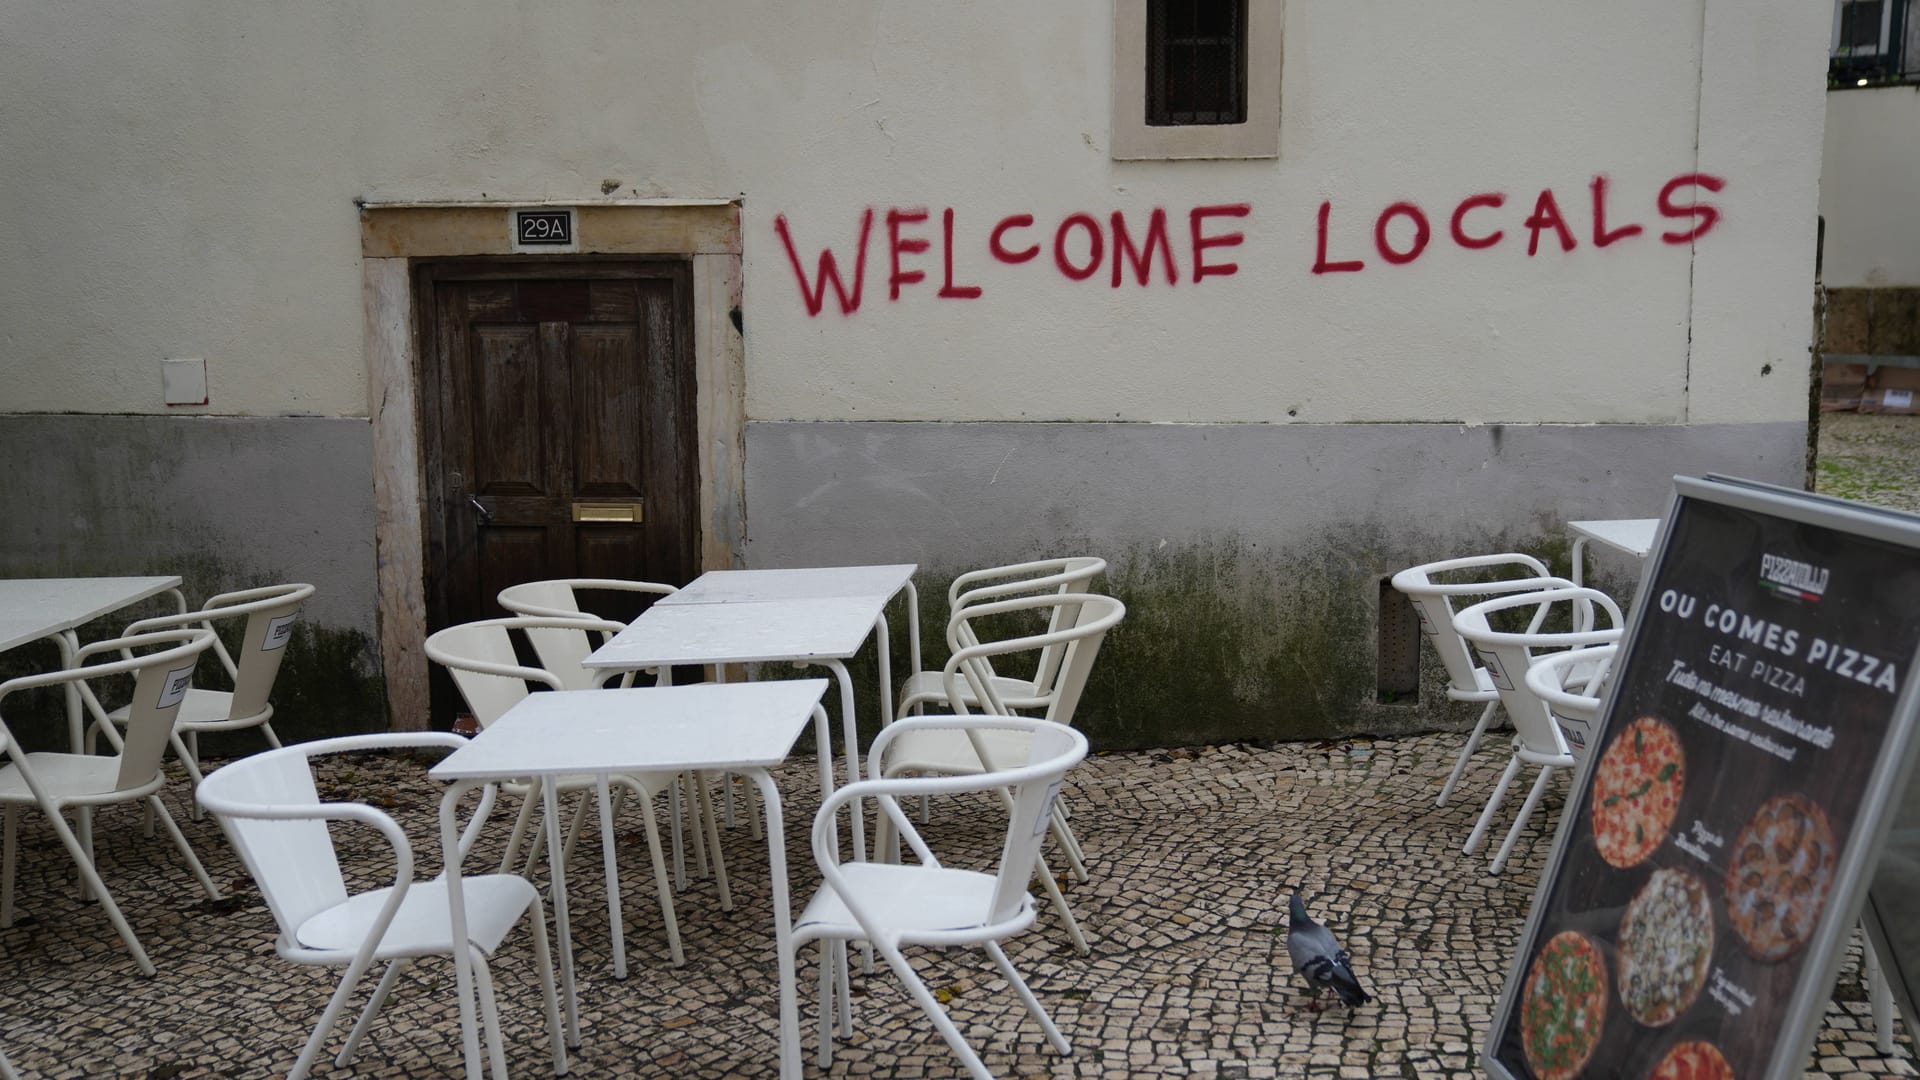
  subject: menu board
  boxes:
[1484,476,1920,1080]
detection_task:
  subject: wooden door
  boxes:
[419,259,698,724]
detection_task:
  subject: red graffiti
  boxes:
[775,210,872,316]
[1374,202,1431,266]
[1191,204,1250,282]
[1314,172,1725,272]
[1450,194,1505,250]
[781,204,1250,313]
[1659,173,1725,244]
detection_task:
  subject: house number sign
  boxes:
[512,208,575,250]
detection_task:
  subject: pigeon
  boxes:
[1286,891,1372,1011]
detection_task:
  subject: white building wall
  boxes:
[1821,86,1920,288]
[0,0,1823,426]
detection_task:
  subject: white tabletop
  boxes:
[583,596,889,670]
[1567,518,1661,558]
[0,576,183,653]
[430,678,830,780]
[659,564,917,606]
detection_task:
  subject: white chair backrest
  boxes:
[497,579,676,691]
[947,558,1105,697]
[941,593,1125,734]
[425,617,617,725]
[197,732,476,948]
[123,584,314,720]
[1390,555,1567,700]
[1524,643,1619,764]
[196,742,346,938]
[833,715,1089,931]
[1453,587,1624,757]
[987,720,1086,925]
[9,628,215,791]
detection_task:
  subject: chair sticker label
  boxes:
[263,613,297,651]
[1034,779,1064,839]
[1477,647,1514,691]
[159,665,195,709]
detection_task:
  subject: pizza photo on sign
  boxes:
[1617,867,1714,1026]
[1590,716,1687,869]
[1647,1039,1734,1080]
[1521,931,1608,1080]
[1725,792,1838,962]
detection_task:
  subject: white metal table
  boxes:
[1566,518,1661,589]
[0,576,185,749]
[586,563,918,864]
[431,678,829,1080]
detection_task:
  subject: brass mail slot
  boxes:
[572,500,643,523]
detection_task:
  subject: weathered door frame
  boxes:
[360,201,744,730]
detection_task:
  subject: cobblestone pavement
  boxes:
[0,733,1911,1079]
[1817,413,1920,514]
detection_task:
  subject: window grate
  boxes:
[1146,0,1249,126]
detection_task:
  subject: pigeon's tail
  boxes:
[1305,954,1373,1008]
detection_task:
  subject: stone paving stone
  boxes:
[0,735,1911,1077]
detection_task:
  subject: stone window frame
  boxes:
[1111,0,1283,160]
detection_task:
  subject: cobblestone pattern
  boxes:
[0,735,1910,1078]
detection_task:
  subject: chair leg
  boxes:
[815,938,836,1069]
[47,805,155,973]
[878,943,995,1080]
[666,777,688,890]
[1867,925,1896,1056]
[635,791,685,968]
[558,794,593,872]
[1048,805,1089,883]
[694,774,731,911]
[1438,700,1502,808]
[169,732,209,821]
[471,947,509,1080]
[1034,851,1090,956]
[335,959,407,1067]
[0,1041,18,1080]
[260,720,284,750]
[835,940,853,1037]
[290,960,375,1080]
[1,805,16,927]
[499,789,540,876]
[148,795,221,900]
[1490,766,1557,875]
[1464,751,1524,856]
[526,893,571,1068]
[985,940,1071,1056]
[76,807,94,902]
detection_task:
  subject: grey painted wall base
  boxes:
[0,414,382,749]
[746,420,1808,749]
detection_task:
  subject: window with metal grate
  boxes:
[1146,0,1249,126]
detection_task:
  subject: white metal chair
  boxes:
[196,732,566,1080]
[1389,555,1572,807]
[1453,586,1623,874]
[93,583,315,815]
[1523,643,1619,767]
[893,557,1106,721]
[876,592,1124,955]
[792,714,1086,1080]
[425,616,721,967]
[0,1041,15,1080]
[0,627,222,976]
[495,578,676,690]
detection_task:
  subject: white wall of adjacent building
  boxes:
[1821,85,1920,288]
[0,0,1826,426]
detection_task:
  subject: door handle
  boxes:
[467,496,493,523]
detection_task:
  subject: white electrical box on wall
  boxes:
[162,357,208,406]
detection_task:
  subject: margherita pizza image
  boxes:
[1725,792,1837,962]
[1590,716,1686,868]
[1617,868,1714,1026]
[1521,931,1608,1080]
[1647,1040,1733,1080]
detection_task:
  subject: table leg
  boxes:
[54,631,82,753]
[597,776,628,980]
[438,780,487,1080]
[543,780,581,1041]
[747,768,802,1080]
[1570,537,1589,590]
[874,613,892,729]
[902,580,922,694]
[820,658,865,863]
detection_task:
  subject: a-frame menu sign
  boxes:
[1483,475,1920,1080]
